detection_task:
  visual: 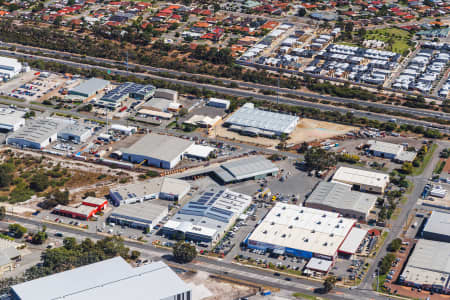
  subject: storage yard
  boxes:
[212,118,357,148]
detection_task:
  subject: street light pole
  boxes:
[376,268,379,293]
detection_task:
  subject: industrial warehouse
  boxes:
[98,82,155,108]
[162,187,252,243]
[399,239,450,294]
[0,108,25,132]
[212,155,279,184]
[207,98,230,109]
[305,181,378,221]
[52,197,107,220]
[108,201,168,231]
[121,133,195,169]
[68,78,110,98]
[224,103,299,136]
[6,119,60,149]
[422,211,450,242]
[332,166,390,194]
[246,203,356,261]
[0,56,24,80]
[367,140,417,162]
[6,118,94,148]
[57,123,93,143]
[11,257,191,300]
[109,177,190,205]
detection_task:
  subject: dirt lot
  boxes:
[211,118,357,149]
[181,271,257,300]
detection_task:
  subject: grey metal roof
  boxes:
[423,211,450,237]
[7,119,60,144]
[219,155,279,181]
[58,123,92,137]
[225,104,299,134]
[404,239,450,274]
[12,257,190,300]
[110,201,167,222]
[69,78,110,96]
[110,177,190,202]
[122,133,194,163]
[306,181,377,215]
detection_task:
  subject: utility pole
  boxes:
[376,268,379,292]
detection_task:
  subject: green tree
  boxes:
[173,241,197,263]
[0,206,5,220]
[63,237,77,250]
[304,147,337,171]
[131,250,141,260]
[379,253,396,274]
[0,164,14,188]
[29,173,49,192]
[8,223,27,238]
[323,276,337,293]
[387,238,402,252]
[401,162,413,174]
[32,231,48,245]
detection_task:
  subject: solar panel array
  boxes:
[101,82,155,104]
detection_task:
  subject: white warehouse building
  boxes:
[0,56,23,80]
[121,133,194,169]
[0,108,25,132]
[6,119,60,149]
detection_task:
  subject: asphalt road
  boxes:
[0,43,449,129]
[2,215,392,300]
[1,49,448,134]
[360,141,446,291]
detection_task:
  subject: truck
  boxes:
[261,290,272,296]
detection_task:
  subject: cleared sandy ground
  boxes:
[181,271,256,300]
[211,118,357,148]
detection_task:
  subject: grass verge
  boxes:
[412,144,437,176]
[292,292,327,300]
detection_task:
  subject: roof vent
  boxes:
[282,206,286,210]
[276,213,281,217]
[330,233,334,237]
[263,230,268,234]
[282,234,286,238]
[317,221,321,225]
[323,242,328,246]
[300,210,304,213]
[288,225,293,229]
[335,224,340,228]
[304,238,309,242]
[311,229,315,233]
[339,219,343,223]
[322,214,327,218]
[271,222,275,225]
[295,216,299,220]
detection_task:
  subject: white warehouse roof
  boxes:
[339,227,367,254]
[225,103,299,134]
[332,167,389,190]
[121,133,194,163]
[247,203,355,257]
[11,257,191,300]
